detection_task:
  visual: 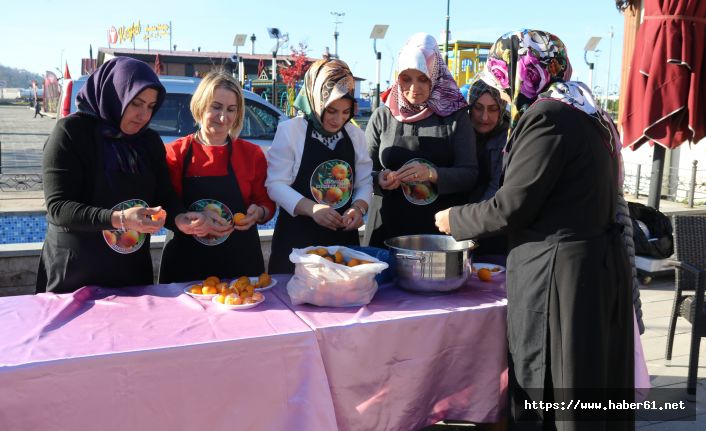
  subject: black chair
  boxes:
[665,215,706,400]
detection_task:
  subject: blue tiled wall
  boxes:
[0,211,281,245]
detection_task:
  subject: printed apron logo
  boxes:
[189,199,233,246]
[102,199,148,254]
[400,158,438,205]
[309,159,353,209]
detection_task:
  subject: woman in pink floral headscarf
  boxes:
[435,30,635,430]
[365,33,477,247]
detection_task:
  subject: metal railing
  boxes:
[623,161,706,208]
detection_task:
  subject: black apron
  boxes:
[268,123,359,274]
[506,224,634,428]
[158,137,264,283]
[370,120,468,247]
[36,134,156,294]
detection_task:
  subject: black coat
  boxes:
[450,100,634,429]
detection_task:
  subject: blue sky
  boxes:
[1,0,626,95]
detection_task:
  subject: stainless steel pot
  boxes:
[384,234,477,293]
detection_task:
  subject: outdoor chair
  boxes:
[665,215,706,400]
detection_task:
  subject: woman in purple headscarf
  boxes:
[37,57,210,293]
[435,30,634,429]
[366,33,477,247]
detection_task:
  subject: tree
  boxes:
[279,43,310,116]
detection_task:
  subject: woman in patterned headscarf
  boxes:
[266,58,373,274]
[365,33,477,247]
[435,30,635,430]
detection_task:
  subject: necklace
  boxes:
[195,130,228,147]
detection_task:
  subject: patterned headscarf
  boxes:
[467,77,508,132]
[293,58,356,137]
[386,33,467,123]
[479,29,572,133]
[480,29,618,154]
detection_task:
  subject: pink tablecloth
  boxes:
[272,274,509,431]
[0,284,337,431]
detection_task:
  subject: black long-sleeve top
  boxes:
[42,114,185,231]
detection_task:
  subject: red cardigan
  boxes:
[165,134,275,221]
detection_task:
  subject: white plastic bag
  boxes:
[286,246,389,307]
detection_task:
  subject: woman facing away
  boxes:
[435,29,635,430]
[266,59,373,274]
[366,33,477,248]
[159,71,275,283]
[37,57,208,293]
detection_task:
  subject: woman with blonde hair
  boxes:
[159,71,274,282]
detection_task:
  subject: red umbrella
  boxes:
[154,54,163,75]
[620,0,706,207]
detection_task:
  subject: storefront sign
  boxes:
[107,21,170,45]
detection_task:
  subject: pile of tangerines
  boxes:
[189,273,271,305]
[306,247,372,267]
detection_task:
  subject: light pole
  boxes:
[583,36,601,92]
[233,34,247,86]
[370,24,389,111]
[443,0,450,62]
[331,12,345,59]
[604,27,614,112]
[250,34,256,55]
[267,27,287,109]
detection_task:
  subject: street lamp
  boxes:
[331,11,345,59]
[232,33,247,86]
[267,27,288,108]
[603,27,614,112]
[250,34,256,55]
[370,24,389,111]
[583,36,601,92]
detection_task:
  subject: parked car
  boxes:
[58,74,284,147]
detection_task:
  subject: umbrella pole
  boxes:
[647,144,666,210]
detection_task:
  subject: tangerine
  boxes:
[215,294,227,304]
[225,294,243,306]
[203,276,220,287]
[347,258,361,267]
[477,268,492,282]
[150,209,167,221]
[190,284,203,294]
[202,285,219,295]
[258,273,272,288]
[233,212,247,226]
[334,250,344,264]
[231,276,251,292]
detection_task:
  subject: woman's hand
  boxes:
[312,204,344,231]
[175,212,210,237]
[434,208,452,235]
[342,206,364,231]
[233,204,264,231]
[395,162,435,184]
[378,169,401,190]
[116,206,166,234]
[203,210,235,237]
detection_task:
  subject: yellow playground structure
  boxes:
[440,40,493,88]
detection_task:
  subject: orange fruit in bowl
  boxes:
[202,285,219,295]
[203,276,220,287]
[258,273,271,288]
[215,294,227,304]
[225,294,243,306]
[230,276,251,292]
[477,268,492,282]
[189,284,203,294]
[216,282,229,294]
[233,212,247,226]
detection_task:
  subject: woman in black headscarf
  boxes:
[37,57,209,293]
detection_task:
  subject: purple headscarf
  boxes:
[76,57,166,135]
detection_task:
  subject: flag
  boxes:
[63,62,72,80]
[154,54,163,75]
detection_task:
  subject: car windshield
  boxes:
[242,102,279,140]
[149,94,197,137]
